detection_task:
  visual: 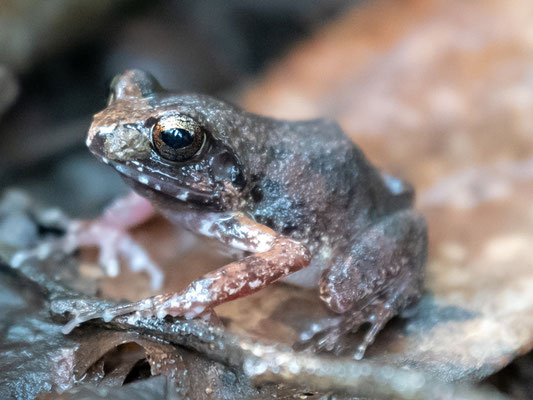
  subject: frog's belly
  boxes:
[282,256,322,288]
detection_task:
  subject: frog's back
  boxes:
[242,117,402,253]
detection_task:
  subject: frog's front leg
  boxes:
[69,191,162,283]
[304,210,427,359]
[62,212,311,334]
[12,191,164,290]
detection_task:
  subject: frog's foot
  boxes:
[61,290,216,334]
[67,220,163,290]
[11,220,163,291]
[61,297,158,334]
[296,299,395,360]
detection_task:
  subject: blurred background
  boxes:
[2,0,533,398]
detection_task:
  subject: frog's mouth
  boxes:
[101,157,233,210]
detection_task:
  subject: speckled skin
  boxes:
[85,70,427,358]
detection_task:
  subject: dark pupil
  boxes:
[161,128,194,149]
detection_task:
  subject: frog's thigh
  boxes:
[319,209,427,314]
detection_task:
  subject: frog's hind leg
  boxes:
[300,209,427,358]
[297,280,400,358]
[344,272,411,359]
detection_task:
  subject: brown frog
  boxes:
[67,69,427,358]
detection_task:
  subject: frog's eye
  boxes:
[151,115,205,162]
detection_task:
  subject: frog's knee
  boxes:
[319,264,365,314]
[319,280,352,314]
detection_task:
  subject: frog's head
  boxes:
[87,69,249,211]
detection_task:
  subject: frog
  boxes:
[64,69,427,359]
